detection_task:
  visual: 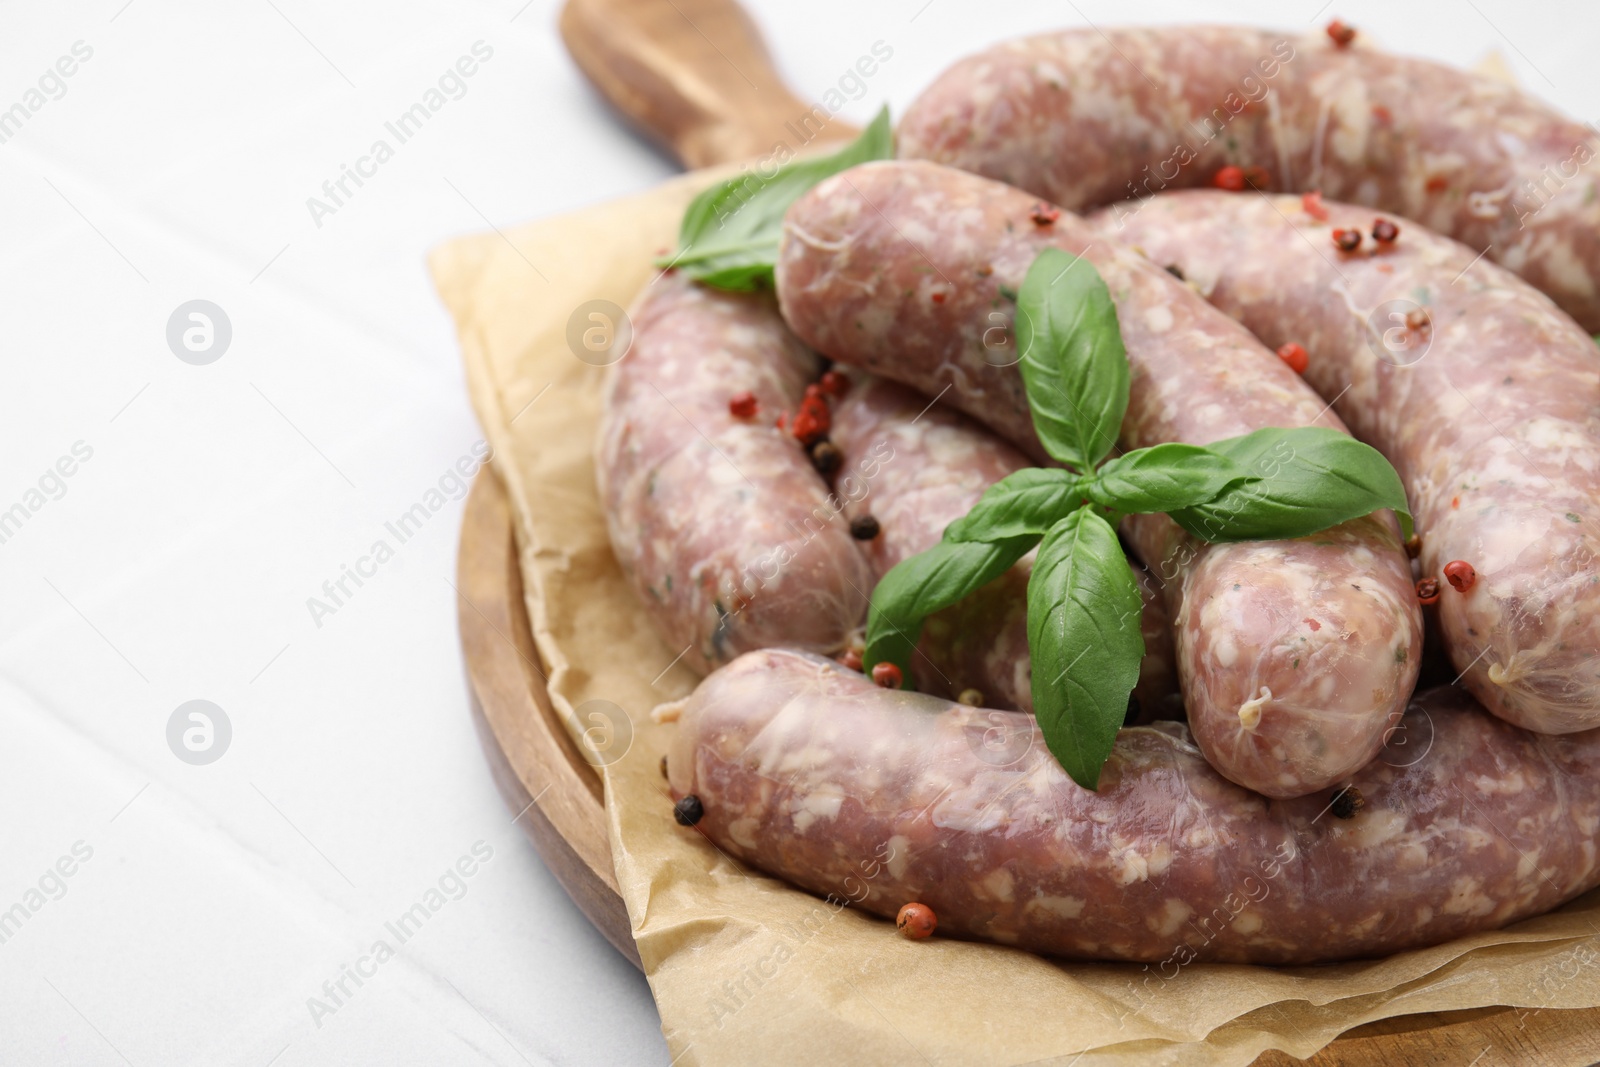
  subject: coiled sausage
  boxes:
[775,160,1420,797]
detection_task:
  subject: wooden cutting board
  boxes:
[456,1,1600,1060]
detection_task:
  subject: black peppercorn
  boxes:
[809,439,842,476]
[673,794,704,826]
[1330,786,1364,820]
[850,515,880,540]
[1164,264,1185,281]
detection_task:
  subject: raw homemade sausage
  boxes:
[828,373,1180,721]
[898,25,1600,331]
[596,275,870,674]
[776,160,1420,797]
[1097,190,1600,733]
[664,648,1600,965]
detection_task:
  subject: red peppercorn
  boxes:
[1372,217,1400,244]
[1301,190,1329,221]
[1425,175,1449,194]
[931,290,947,303]
[839,648,864,672]
[1030,202,1061,225]
[1416,577,1440,605]
[791,411,822,444]
[1327,19,1356,47]
[1333,228,1363,252]
[871,661,903,689]
[1443,560,1477,593]
[791,387,832,445]
[728,391,758,419]
[897,902,937,939]
[1241,165,1271,191]
[819,369,850,397]
[1211,165,1247,192]
[1405,307,1431,331]
[1277,342,1310,374]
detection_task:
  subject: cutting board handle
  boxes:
[559,0,859,168]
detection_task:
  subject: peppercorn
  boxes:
[1277,342,1310,374]
[1030,202,1061,225]
[1164,264,1185,280]
[1330,786,1364,819]
[809,439,842,476]
[896,902,937,939]
[819,369,850,397]
[839,648,864,672]
[792,385,832,445]
[1443,560,1477,593]
[1241,165,1271,191]
[850,514,881,540]
[1372,217,1399,244]
[1416,577,1440,605]
[1404,533,1422,559]
[1211,165,1247,192]
[871,661,903,689]
[1405,307,1431,331]
[957,688,984,706]
[728,391,758,419]
[1301,190,1329,221]
[673,795,704,826]
[1327,19,1356,47]
[1332,228,1362,252]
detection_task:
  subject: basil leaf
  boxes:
[943,468,1082,543]
[661,107,893,291]
[1169,427,1414,542]
[1085,443,1252,514]
[864,535,1038,683]
[1027,509,1144,791]
[1015,248,1130,470]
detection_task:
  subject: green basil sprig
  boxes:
[864,247,1413,790]
[1015,250,1129,470]
[1168,426,1413,542]
[660,107,892,291]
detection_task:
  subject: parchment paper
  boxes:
[429,165,1600,1066]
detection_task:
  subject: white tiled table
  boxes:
[1,1,1594,1064]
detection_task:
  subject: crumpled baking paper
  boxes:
[430,164,1600,1067]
